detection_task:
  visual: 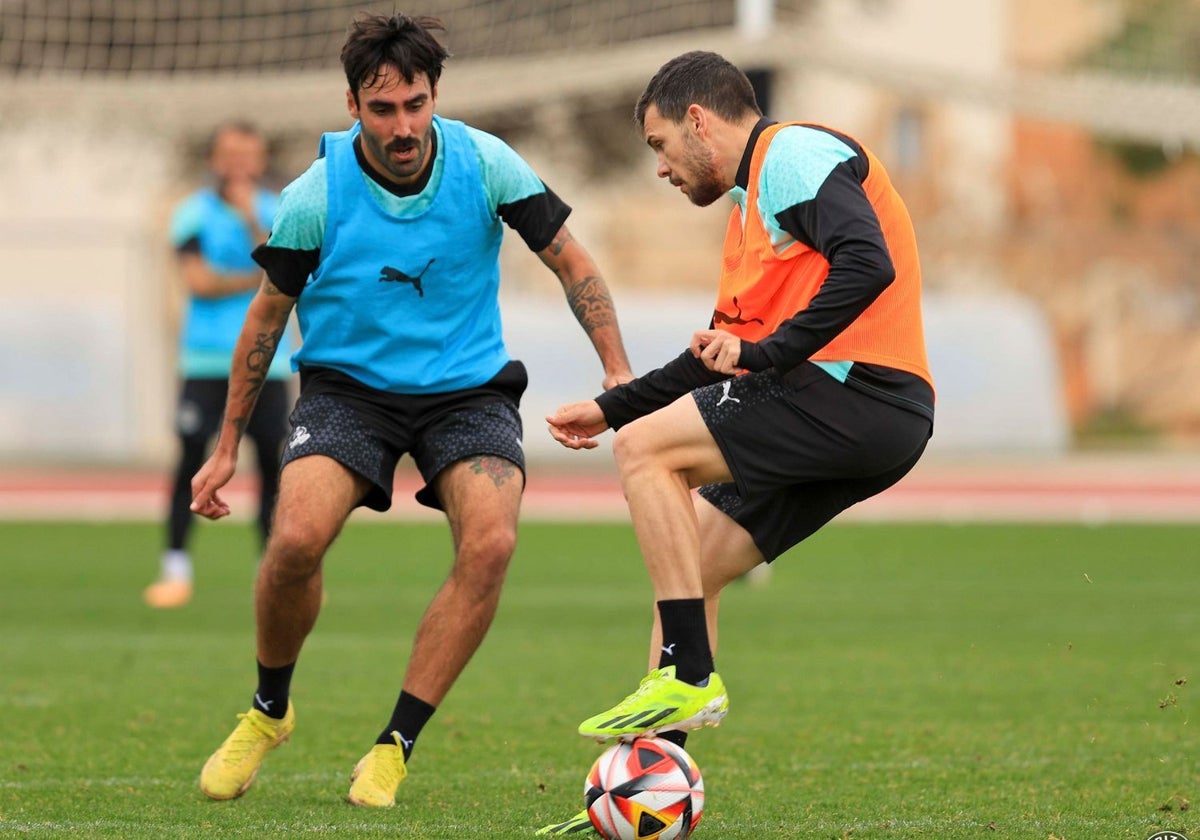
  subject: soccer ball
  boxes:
[584,738,705,840]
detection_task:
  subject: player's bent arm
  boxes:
[215,279,296,454]
[537,225,634,390]
[179,253,264,299]
[190,279,295,519]
[595,351,726,430]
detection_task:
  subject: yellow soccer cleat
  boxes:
[200,703,294,800]
[578,666,728,742]
[347,732,408,807]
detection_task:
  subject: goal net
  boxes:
[0,0,797,74]
[1,0,1196,148]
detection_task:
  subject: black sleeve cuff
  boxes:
[737,340,771,372]
[593,351,727,430]
[594,388,629,430]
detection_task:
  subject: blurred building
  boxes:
[0,0,1197,465]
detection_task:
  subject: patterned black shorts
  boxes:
[281,363,527,512]
[692,363,931,562]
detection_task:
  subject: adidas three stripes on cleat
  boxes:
[577,666,728,741]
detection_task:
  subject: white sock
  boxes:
[161,550,193,582]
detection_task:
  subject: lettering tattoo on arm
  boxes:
[228,327,284,439]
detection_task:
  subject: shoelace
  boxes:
[609,668,670,712]
[364,746,403,788]
[220,713,278,764]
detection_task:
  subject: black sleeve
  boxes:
[251,243,320,298]
[755,154,895,374]
[594,350,728,430]
[176,236,201,256]
[496,183,572,252]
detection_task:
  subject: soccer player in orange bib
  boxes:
[541,50,934,835]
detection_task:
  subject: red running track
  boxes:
[1,453,1198,523]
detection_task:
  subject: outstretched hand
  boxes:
[546,400,609,450]
[190,451,237,520]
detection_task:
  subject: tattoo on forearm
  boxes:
[470,456,518,489]
[228,328,283,437]
[567,275,617,332]
[246,330,279,377]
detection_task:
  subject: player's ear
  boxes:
[686,103,706,137]
[346,88,360,119]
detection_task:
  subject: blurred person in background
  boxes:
[144,122,293,610]
[541,51,933,835]
[189,12,633,810]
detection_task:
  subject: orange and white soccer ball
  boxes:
[584,738,705,840]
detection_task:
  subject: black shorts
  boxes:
[176,377,290,443]
[280,362,528,512]
[694,363,932,562]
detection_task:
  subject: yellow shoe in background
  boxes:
[347,732,408,807]
[143,578,193,608]
[200,703,294,800]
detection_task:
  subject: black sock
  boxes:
[657,598,714,685]
[657,730,689,750]
[253,660,295,720]
[377,690,437,760]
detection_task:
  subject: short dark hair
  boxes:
[635,51,761,128]
[341,13,450,99]
[205,120,263,158]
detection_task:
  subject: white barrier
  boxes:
[504,288,1070,461]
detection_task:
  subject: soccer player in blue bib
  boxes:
[191,13,634,807]
[145,122,294,609]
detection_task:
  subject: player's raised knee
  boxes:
[610,423,658,476]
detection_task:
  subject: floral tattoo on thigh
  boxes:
[470,456,518,489]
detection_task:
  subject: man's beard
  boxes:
[682,139,726,207]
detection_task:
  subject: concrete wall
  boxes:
[0,123,176,464]
[507,288,1070,462]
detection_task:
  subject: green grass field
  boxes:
[1,519,1197,839]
